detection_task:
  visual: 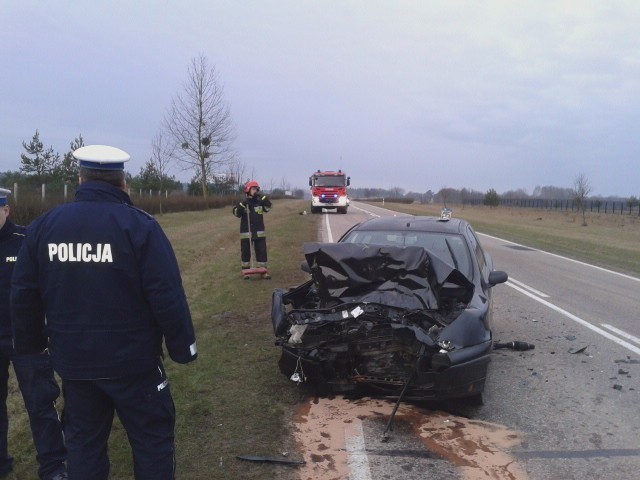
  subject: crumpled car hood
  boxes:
[304,242,474,309]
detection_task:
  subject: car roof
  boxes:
[347,215,469,235]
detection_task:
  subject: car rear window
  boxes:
[340,230,473,278]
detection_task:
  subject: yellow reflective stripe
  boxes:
[255,231,266,238]
[240,232,251,238]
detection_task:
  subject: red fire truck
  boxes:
[309,169,350,214]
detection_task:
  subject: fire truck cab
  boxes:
[309,169,350,214]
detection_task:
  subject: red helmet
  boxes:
[244,180,260,193]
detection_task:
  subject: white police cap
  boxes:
[0,188,10,206]
[73,145,130,170]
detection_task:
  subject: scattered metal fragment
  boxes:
[613,384,623,391]
[568,345,589,354]
[236,455,306,465]
[615,358,640,364]
[493,341,535,351]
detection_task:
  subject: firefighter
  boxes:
[11,146,197,480]
[0,188,67,480]
[232,181,272,278]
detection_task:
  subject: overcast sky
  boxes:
[2,1,639,197]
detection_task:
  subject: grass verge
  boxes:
[7,199,315,480]
[368,202,640,276]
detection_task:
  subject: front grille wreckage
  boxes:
[272,243,489,401]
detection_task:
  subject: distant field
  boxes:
[365,201,640,276]
[6,199,638,479]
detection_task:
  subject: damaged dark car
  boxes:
[271,214,508,402]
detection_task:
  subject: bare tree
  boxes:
[390,186,405,198]
[164,55,235,198]
[150,132,176,215]
[572,173,593,226]
[437,187,456,207]
[280,176,290,193]
[227,159,248,192]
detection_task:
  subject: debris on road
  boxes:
[493,340,535,351]
[236,455,306,465]
[568,345,589,354]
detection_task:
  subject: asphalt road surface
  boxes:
[299,202,640,480]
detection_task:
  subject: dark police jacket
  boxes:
[11,181,197,379]
[232,194,271,237]
[0,219,25,339]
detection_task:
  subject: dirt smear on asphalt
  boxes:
[293,396,527,480]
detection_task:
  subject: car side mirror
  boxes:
[301,261,311,273]
[488,270,508,286]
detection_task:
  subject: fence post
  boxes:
[13,183,18,205]
[41,184,46,202]
[64,184,68,201]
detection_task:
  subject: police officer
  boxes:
[0,188,67,480]
[11,146,197,480]
[232,180,272,277]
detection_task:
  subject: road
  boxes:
[293,202,640,480]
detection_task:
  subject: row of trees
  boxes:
[6,55,634,217]
[4,55,249,202]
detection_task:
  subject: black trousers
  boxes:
[62,362,176,480]
[0,337,66,479]
[240,237,268,266]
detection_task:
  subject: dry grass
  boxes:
[6,199,315,480]
[371,202,640,276]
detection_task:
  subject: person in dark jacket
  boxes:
[232,180,272,278]
[11,146,197,480]
[0,188,67,480]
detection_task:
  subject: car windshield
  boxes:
[340,230,473,279]
[313,175,345,187]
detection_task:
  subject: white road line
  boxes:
[479,232,640,283]
[350,204,380,217]
[507,278,550,298]
[601,324,640,346]
[345,421,373,480]
[325,212,334,243]
[506,282,640,356]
